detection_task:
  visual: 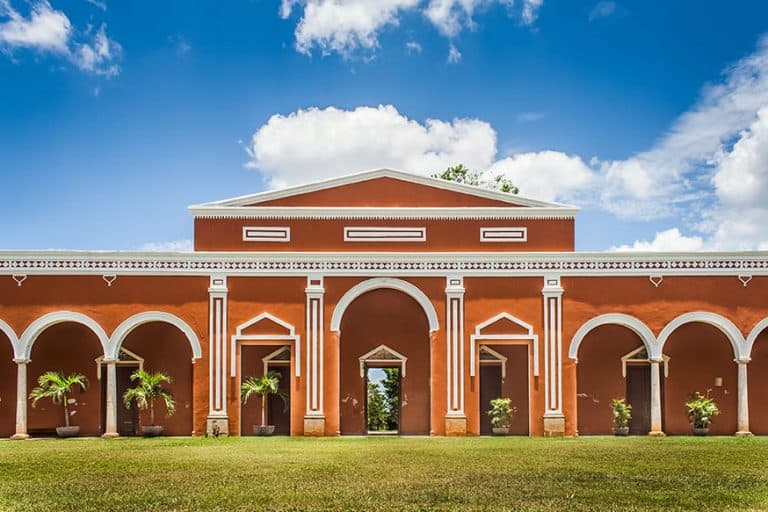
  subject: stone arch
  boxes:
[657,312,745,360]
[20,311,110,361]
[330,278,439,333]
[569,313,658,361]
[110,311,202,361]
[746,317,768,357]
[0,319,20,359]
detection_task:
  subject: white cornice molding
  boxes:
[188,168,578,211]
[188,206,579,220]
[0,250,767,276]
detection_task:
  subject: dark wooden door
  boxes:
[267,365,291,435]
[480,364,502,435]
[626,365,651,435]
[117,366,139,436]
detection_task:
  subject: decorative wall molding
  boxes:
[445,275,465,417]
[190,206,577,220]
[480,227,527,243]
[344,227,426,242]
[12,274,26,286]
[208,274,228,418]
[469,312,539,377]
[229,312,300,378]
[242,226,291,243]
[2,251,768,277]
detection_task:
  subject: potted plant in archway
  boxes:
[29,371,88,438]
[241,370,288,436]
[686,391,719,436]
[123,370,175,437]
[611,398,632,436]
[488,397,515,435]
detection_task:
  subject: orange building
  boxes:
[1,169,767,438]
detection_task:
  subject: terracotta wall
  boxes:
[194,217,574,253]
[121,323,194,435]
[0,334,15,437]
[464,277,543,435]
[576,325,644,434]
[749,330,768,435]
[338,288,431,435]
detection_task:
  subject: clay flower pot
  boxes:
[491,427,509,436]
[614,426,630,436]
[692,426,709,436]
[56,426,80,438]
[253,425,276,436]
[141,426,164,437]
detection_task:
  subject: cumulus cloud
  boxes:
[0,0,120,75]
[281,0,543,58]
[611,228,704,252]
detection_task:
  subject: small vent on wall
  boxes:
[480,227,527,243]
[344,227,426,242]
[242,226,291,242]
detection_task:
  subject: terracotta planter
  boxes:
[614,426,630,436]
[141,426,164,437]
[491,427,509,436]
[253,425,276,436]
[692,426,709,436]
[56,426,80,438]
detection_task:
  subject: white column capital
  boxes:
[12,358,29,365]
[542,274,563,295]
[445,275,465,295]
[208,274,228,294]
[735,357,751,365]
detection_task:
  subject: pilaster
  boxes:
[207,273,229,436]
[542,274,565,436]
[304,274,326,435]
[444,275,466,435]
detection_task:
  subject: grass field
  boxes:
[1,436,767,511]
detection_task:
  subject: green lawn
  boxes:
[1,436,767,511]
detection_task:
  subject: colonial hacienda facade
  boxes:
[1,169,767,438]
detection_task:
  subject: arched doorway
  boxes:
[659,317,739,435]
[747,323,768,435]
[338,288,432,435]
[26,321,106,436]
[0,327,15,437]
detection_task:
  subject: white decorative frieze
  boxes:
[242,226,290,242]
[480,227,527,242]
[344,227,426,242]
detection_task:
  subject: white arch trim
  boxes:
[0,319,22,360]
[657,311,746,360]
[20,311,111,361]
[329,277,439,332]
[569,313,658,361]
[110,311,202,361]
[746,317,768,357]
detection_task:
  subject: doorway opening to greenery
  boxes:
[365,366,401,435]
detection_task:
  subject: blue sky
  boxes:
[2,0,768,252]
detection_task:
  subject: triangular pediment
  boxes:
[475,312,534,337]
[236,313,295,337]
[190,169,576,211]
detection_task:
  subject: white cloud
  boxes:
[405,40,421,54]
[281,0,543,58]
[0,0,70,53]
[0,0,120,75]
[517,111,546,122]
[249,105,498,188]
[138,239,194,252]
[611,228,704,252]
[85,0,106,11]
[447,42,461,63]
[588,1,615,21]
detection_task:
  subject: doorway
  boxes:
[626,364,665,435]
[365,366,401,435]
[265,363,291,435]
[99,349,141,436]
[479,364,502,435]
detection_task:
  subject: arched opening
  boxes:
[661,323,738,435]
[747,326,768,435]
[118,322,194,436]
[0,330,14,437]
[27,322,105,436]
[576,324,655,435]
[339,288,431,435]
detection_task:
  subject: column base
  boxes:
[648,430,666,437]
[543,415,565,437]
[10,433,29,440]
[445,415,467,436]
[206,417,229,437]
[736,430,753,437]
[101,432,120,439]
[303,416,326,436]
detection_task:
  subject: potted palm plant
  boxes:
[611,398,632,436]
[123,369,175,437]
[487,397,515,435]
[29,371,88,438]
[241,370,288,436]
[686,391,719,436]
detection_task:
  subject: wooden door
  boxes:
[479,364,502,435]
[626,365,651,435]
[117,366,139,436]
[267,365,291,435]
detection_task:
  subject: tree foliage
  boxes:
[382,368,400,431]
[366,381,390,431]
[123,369,176,427]
[241,370,288,427]
[29,371,88,427]
[433,164,519,194]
